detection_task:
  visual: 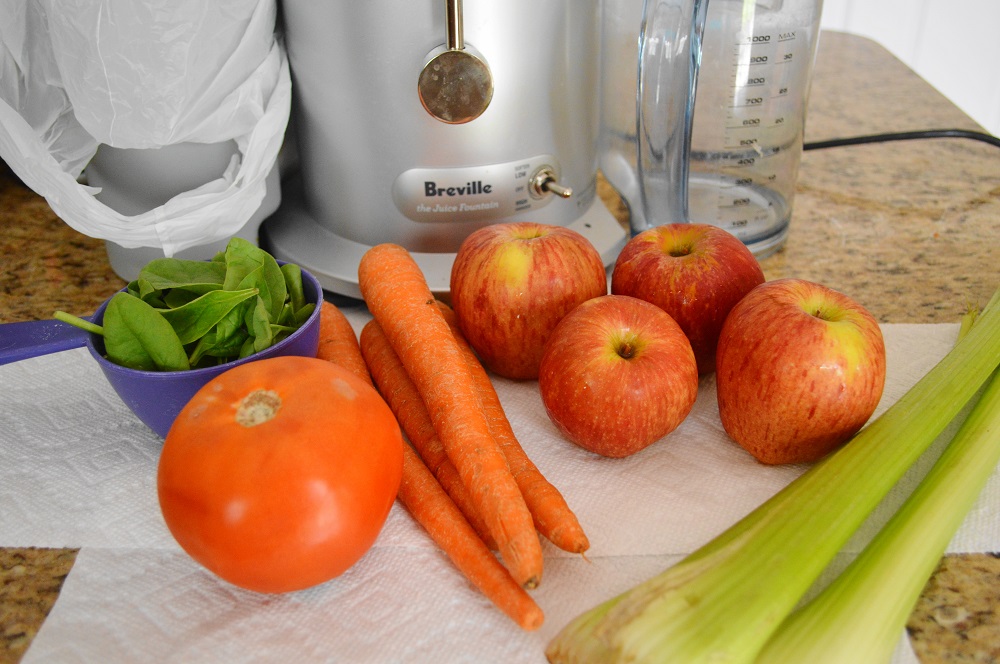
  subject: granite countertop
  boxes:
[1,30,998,662]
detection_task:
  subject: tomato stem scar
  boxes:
[235,389,282,427]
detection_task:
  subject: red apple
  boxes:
[611,223,765,374]
[450,222,608,380]
[537,294,699,458]
[715,278,887,465]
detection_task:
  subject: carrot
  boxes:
[358,243,543,588]
[438,302,590,554]
[359,319,497,549]
[397,443,544,630]
[316,301,372,386]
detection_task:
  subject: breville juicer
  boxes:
[262,0,627,297]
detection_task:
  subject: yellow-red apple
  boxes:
[715,279,887,465]
[538,295,698,458]
[611,224,765,374]
[450,222,607,380]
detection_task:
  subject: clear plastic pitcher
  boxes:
[600,0,824,257]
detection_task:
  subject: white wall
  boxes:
[821,0,1000,136]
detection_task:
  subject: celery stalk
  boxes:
[756,305,1000,663]
[756,365,1000,663]
[546,287,1000,664]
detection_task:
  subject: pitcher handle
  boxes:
[635,0,709,231]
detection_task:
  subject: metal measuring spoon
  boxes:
[418,0,493,124]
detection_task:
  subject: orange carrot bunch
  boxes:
[358,243,545,590]
[315,244,589,630]
[359,319,497,550]
[314,294,540,628]
[436,302,590,554]
[316,301,372,385]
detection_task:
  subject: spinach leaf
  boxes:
[223,238,268,285]
[239,335,256,359]
[162,288,202,310]
[187,299,254,366]
[294,303,316,326]
[136,257,227,293]
[127,278,168,308]
[281,263,306,313]
[276,301,294,327]
[101,293,190,372]
[207,329,250,359]
[188,327,250,366]
[246,296,275,354]
[235,265,284,324]
[214,298,254,346]
[65,238,314,373]
[224,238,287,322]
[157,287,260,345]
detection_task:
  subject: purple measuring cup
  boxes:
[0,265,323,438]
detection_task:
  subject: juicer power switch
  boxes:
[529,167,573,200]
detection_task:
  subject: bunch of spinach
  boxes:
[56,239,315,372]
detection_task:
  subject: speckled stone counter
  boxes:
[1,31,998,663]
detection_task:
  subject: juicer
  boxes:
[262,0,627,298]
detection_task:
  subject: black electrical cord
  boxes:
[804,128,1000,151]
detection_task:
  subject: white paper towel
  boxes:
[1,317,995,662]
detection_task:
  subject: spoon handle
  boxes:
[0,318,93,366]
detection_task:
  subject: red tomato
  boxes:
[157,356,403,594]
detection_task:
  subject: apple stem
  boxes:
[618,342,635,360]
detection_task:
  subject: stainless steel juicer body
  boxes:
[263,0,627,297]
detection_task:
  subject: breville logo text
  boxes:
[424,181,493,197]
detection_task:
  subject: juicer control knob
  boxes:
[529,167,572,200]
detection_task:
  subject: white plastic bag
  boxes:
[0,0,290,256]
